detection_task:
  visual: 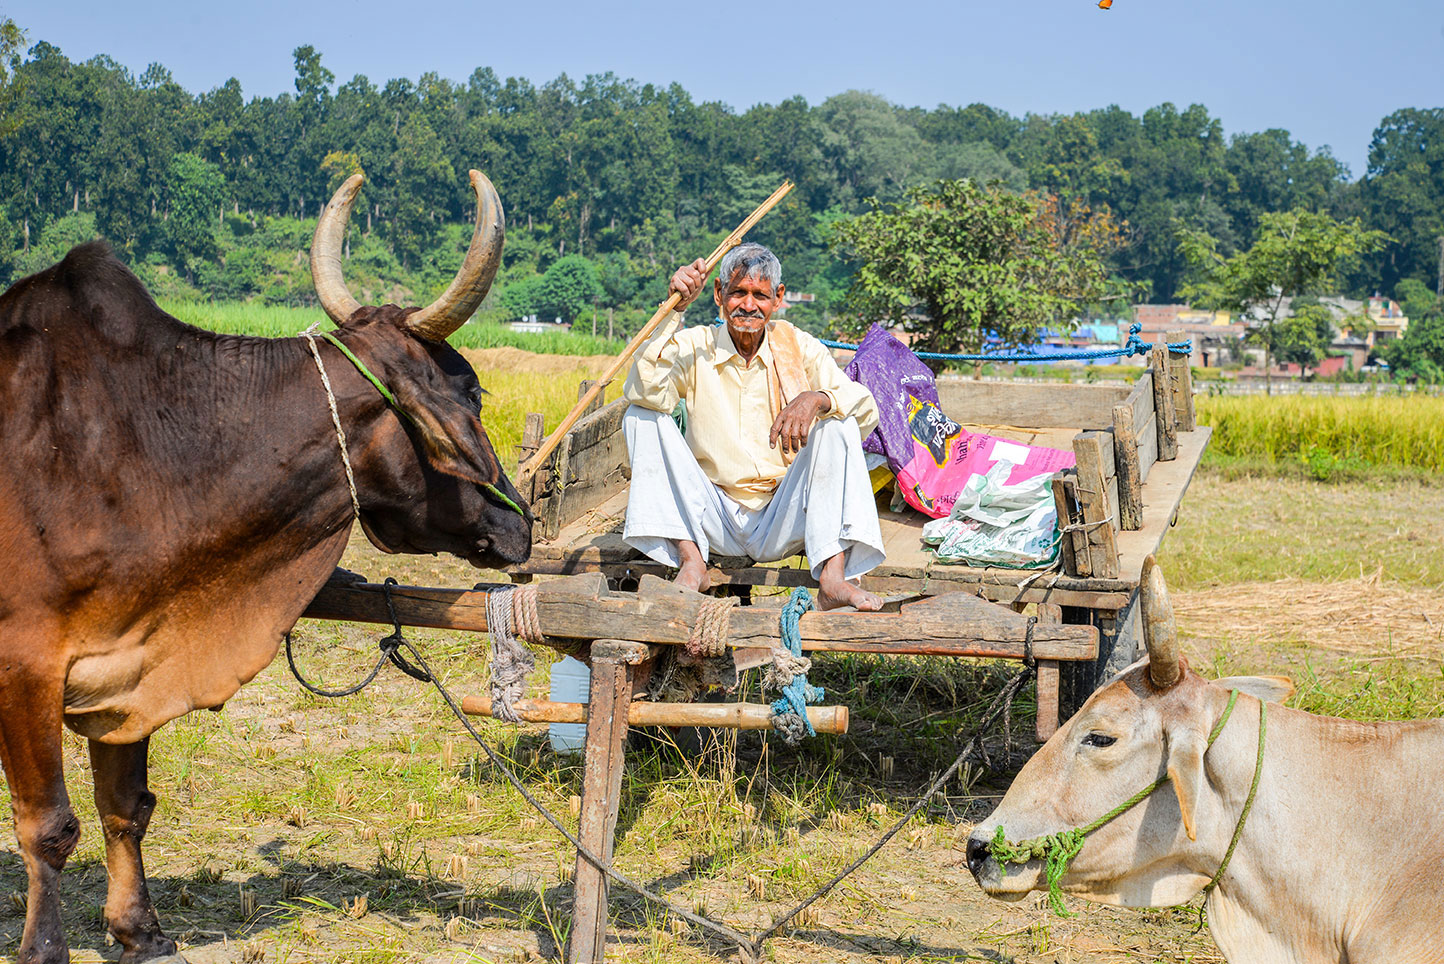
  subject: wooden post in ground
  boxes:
[568,639,650,964]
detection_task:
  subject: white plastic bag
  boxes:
[920,460,1059,568]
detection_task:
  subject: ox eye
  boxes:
[1081,733,1117,748]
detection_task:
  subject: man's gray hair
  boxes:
[717,242,781,294]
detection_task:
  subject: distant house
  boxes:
[1132,304,1244,368]
[776,290,816,318]
[1231,295,1408,374]
[509,315,572,335]
[1365,296,1409,344]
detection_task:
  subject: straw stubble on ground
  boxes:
[3,467,1441,962]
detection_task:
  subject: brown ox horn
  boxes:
[1141,554,1182,688]
[404,169,505,341]
[311,172,365,325]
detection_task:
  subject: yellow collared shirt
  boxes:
[623,312,880,510]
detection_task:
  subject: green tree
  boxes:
[387,113,454,268]
[830,179,1124,361]
[1356,109,1444,295]
[536,254,602,323]
[1271,298,1336,376]
[163,152,225,275]
[1178,208,1388,393]
[0,15,26,138]
[816,91,933,206]
[1396,278,1438,325]
[1381,297,1444,381]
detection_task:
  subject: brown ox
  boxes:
[968,557,1444,963]
[0,170,532,964]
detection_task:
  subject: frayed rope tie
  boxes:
[484,585,544,723]
[767,587,823,744]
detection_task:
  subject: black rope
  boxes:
[292,589,1039,961]
[285,579,430,697]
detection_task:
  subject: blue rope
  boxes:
[772,587,824,737]
[816,323,1192,362]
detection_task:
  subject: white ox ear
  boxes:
[1214,675,1294,704]
[1164,724,1206,842]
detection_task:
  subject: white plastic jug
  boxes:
[548,656,590,754]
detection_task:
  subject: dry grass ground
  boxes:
[5,375,1443,962]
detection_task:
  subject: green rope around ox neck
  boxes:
[317,332,526,518]
[990,690,1264,918]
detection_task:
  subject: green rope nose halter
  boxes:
[310,329,526,518]
[988,689,1266,918]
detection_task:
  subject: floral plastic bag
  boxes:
[920,459,1061,568]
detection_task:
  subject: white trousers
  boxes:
[622,405,886,581]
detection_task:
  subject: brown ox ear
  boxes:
[1165,724,1206,842]
[1214,676,1294,704]
[387,382,501,486]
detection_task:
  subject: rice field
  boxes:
[156,298,626,355]
[1196,393,1444,474]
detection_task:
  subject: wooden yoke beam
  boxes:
[303,572,1099,662]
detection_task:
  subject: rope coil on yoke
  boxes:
[285,579,429,698]
[686,596,739,658]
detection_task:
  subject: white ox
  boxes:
[967,556,1444,963]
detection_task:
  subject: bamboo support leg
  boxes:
[568,640,647,964]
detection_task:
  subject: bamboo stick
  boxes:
[516,180,794,489]
[461,694,848,734]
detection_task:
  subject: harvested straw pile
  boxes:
[1175,570,1444,660]
[462,346,616,377]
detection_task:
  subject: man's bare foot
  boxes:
[816,577,882,611]
[816,551,881,611]
[674,541,711,592]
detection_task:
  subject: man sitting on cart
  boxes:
[622,243,885,611]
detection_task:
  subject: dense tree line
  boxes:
[0,29,1439,333]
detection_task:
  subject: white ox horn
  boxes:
[1141,554,1182,688]
[310,169,505,338]
[311,172,365,325]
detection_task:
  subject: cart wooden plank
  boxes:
[937,380,1130,429]
[1114,426,1211,580]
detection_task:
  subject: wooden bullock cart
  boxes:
[302,331,1207,962]
[508,331,1208,732]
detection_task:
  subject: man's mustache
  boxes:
[732,311,766,320]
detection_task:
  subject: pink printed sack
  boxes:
[895,396,1075,519]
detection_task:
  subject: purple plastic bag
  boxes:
[844,324,943,468]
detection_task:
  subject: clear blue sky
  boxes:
[7,0,1442,179]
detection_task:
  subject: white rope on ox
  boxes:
[301,324,361,520]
